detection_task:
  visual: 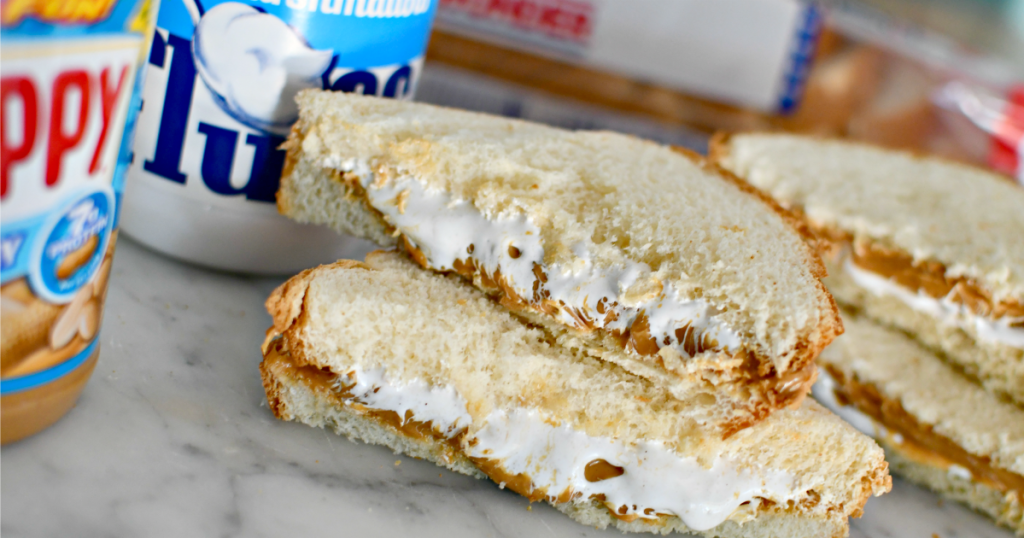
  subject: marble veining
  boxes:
[0,238,1014,538]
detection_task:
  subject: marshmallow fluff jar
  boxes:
[122,0,438,273]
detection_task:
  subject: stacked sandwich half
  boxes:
[713,133,1024,533]
[259,91,890,537]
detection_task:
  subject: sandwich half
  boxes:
[812,309,1024,534]
[276,91,843,433]
[259,251,890,538]
[711,133,1024,406]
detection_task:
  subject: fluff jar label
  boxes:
[0,0,150,406]
[128,0,438,211]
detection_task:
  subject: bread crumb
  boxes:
[527,505,532,511]
[394,460,401,466]
[394,189,410,214]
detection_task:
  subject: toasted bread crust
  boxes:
[274,125,304,217]
[674,144,843,388]
[258,356,290,420]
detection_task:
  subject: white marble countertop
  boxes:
[1,237,1014,538]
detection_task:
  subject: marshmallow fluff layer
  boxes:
[333,363,798,530]
[844,258,1024,349]
[261,252,889,535]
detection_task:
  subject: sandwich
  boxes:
[812,309,1024,534]
[711,133,1024,406]
[259,251,891,538]
[711,132,1024,532]
[276,91,844,434]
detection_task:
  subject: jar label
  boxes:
[1,1,150,394]
[127,0,438,213]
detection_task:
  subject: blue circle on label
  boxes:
[28,185,116,304]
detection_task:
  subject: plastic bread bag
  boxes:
[423,0,1022,182]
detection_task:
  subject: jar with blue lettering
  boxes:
[121,0,438,273]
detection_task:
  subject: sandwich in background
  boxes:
[814,309,1023,534]
[260,251,890,538]
[276,91,844,435]
[712,132,1024,532]
[711,133,1024,406]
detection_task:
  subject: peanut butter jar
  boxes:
[0,0,156,443]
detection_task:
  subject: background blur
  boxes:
[419,0,1024,182]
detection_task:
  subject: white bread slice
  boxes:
[259,251,889,537]
[277,91,842,428]
[711,133,1024,406]
[813,310,1024,534]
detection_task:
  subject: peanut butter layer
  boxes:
[840,238,1023,323]
[263,340,462,452]
[824,364,1024,494]
[261,340,678,521]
